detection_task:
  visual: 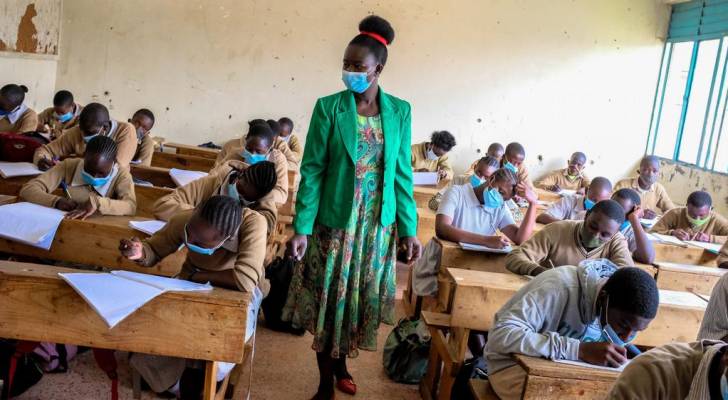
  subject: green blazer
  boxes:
[293,88,418,238]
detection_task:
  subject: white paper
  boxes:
[129,159,142,165]
[110,270,212,292]
[640,218,659,229]
[0,161,42,178]
[554,358,628,372]
[129,220,166,236]
[412,172,438,186]
[169,168,208,187]
[649,233,687,246]
[459,242,513,254]
[0,202,65,250]
[558,189,577,197]
[685,241,723,254]
[659,289,708,308]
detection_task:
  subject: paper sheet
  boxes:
[649,233,687,246]
[685,241,723,254]
[0,202,65,250]
[558,189,577,197]
[412,172,438,186]
[128,220,166,236]
[659,289,708,307]
[640,218,659,229]
[0,161,42,178]
[169,168,208,187]
[110,270,212,292]
[459,242,513,254]
[554,358,628,372]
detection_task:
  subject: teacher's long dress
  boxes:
[282,114,397,358]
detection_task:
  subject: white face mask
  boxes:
[426,148,438,161]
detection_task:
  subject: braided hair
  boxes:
[348,16,395,65]
[240,161,277,196]
[196,195,242,238]
[478,155,500,170]
[491,168,518,186]
[85,136,118,161]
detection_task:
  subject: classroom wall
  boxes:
[657,158,728,215]
[54,0,670,183]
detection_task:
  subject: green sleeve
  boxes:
[394,102,418,238]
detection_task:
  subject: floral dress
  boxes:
[282,114,397,358]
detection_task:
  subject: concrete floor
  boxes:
[17,264,421,400]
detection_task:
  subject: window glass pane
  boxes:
[702,42,728,168]
[713,102,728,173]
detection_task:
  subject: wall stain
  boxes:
[16,3,38,53]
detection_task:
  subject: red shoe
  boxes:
[336,378,357,395]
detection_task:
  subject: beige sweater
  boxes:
[719,241,728,267]
[36,104,83,140]
[213,149,289,205]
[216,136,299,170]
[0,107,38,133]
[651,208,728,244]
[133,134,156,167]
[33,121,138,168]
[505,220,634,276]
[535,168,590,191]
[285,134,303,160]
[411,142,454,180]
[19,158,136,216]
[614,177,676,214]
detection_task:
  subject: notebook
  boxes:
[459,242,513,254]
[169,168,208,187]
[639,218,659,229]
[0,161,42,178]
[558,189,577,197]
[648,233,687,247]
[554,358,628,372]
[129,220,166,236]
[0,202,66,250]
[413,172,438,186]
[59,270,212,328]
[685,241,723,254]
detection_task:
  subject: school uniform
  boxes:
[272,136,300,169]
[542,194,588,221]
[486,262,619,400]
[283,133,303,160]
[153,160,278,234]
[213,150,289,205]
[19,158,136,215]
[0,104,38,133]
[505,220,634,276]
[614,177,676,214]
[216,136,299,170]
[36,104,83,140]
[608,340,727,400]
[698,272,728,341]
[535,168,590,191]
[437,184,515,234]
[720,241,728,267]
[133,134,155,166]
[466,159,534,188]
[650,208,728,244]
[32,120,138,168]
[410,141,454,180]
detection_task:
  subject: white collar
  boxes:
[106,120,119,139]
[70,161,119,197]
[6,104,28,125]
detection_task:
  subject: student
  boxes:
[153,160,278,234]
[459,155,499,186]
[535,151,591,193]
[611,188,655,264]
[721,242,728,269]
[506,200,634,276]
[411,130,456,181]
[268,119,300,169]
[651,190,728,244]
[698,273,728,342]
[129,108,156,166]
[216,119,297,169]
[614,155,675,218]
[607,340,727,399]
[0,84,38,133]
[536,177,612,224]
[487,142,504,161]
[501,142,532,188]
[436,168,537,248]
[278,117,303,160]
[486,264,659,400]
[33,103,137,170]
[19,136,136,218]
[120,195,267,397]
[36,90,83,140]
[213,120,289,204]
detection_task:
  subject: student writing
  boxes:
[535,151,591,193]
[536,177,612,224]
[278,117,303,160]
[36,90,83,140]
[411,130,456,181]
[651,190,728,244]
[614,155,675,218]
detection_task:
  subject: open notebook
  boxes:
[129,220,166,236]
[459,242,513,254]
[413,172,438,186]
[59,270,212,328]
[0,161,42,178]
[554,358,628,372]
[0,202,65,250]
[169,168,208,187]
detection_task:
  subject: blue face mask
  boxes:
[184,225,226,256]
[81,169,112,187]
[342,70,372,94]
[483,188,504,209]
[504,161,518,174]
[584,197,596,211]
[83,133,99,143]
[721,372,728,400]
[620,220,630,231]
[56,111,73,123]
[470,175,484,188]
[0,108,8,117]
[242,149,268,165]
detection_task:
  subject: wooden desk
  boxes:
[0,194,16,205]
[653,242,718,266]
[130,165,179,188]
[151,151,215,172]
[514,355,619,399]
[134,185,173,218]
[164,142,220,159]
[417,207,436,245]
[0,261,248,400]
[0,175,32,196]
[534,188,562,203]
[655,262,725,296]
[414,186,440,209]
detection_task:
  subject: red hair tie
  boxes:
[360,31,388,46]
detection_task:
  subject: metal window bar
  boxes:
[646,43,669,154]
[650,43,675,155]
[674,41,701,161]
[696,38,724,166]
[703,39,728,168]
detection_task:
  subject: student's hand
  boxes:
[517,183,537,205]
[627,206,644,225]
[437,168,448,180]
[672,229,691,241]
[65,200,97,220]
[579,342,628,367]
[37,158,57,171]
[119,237,144,260]
[286,234,308,261]
[692,231,710,242]
[399,236,422,263]
[37,123,50,133]
[576,188,586,195]
[55,198,78,212]
[549,184,561,193]
[483,235,510,249]
[642,209,658,220]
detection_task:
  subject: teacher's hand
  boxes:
[286,234,308,261]
[399,236,422,264]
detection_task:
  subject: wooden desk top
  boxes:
[514,355,620,382]
[655,261,724,276]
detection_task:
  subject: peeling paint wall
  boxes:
[0,0,61,55]
[56,0,669,183]
[657,158,728,215]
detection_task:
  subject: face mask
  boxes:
[426,148,439,161]
[504,161,518,174]
[580,225,604,249]
[135,127,146,141]
[342,70,372,94]
[242,149,268,165]
[280,135,291,143]
[584,198,596,211]
[81,169,112,187]
[687,213,711,228]
[721,370,728,400]
[184,224,227,256]
[620,220,630,232]
[56,111,73,123]
[640,174,658,187]
[470,174,484,188]
[0,109,8,117]
[228,183,254,207]
[483,188,504,209]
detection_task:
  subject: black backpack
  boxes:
[0,340,43,399]
[262,257,304,335]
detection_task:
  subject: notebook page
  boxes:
[0,202,66,250]
[0,161,42,178]
[111,270,212,292]
[458,242,513,254]
[128,220,167,236]
[169,168,208,187]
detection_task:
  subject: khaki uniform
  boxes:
[36,104,83,140]
[505,220,633,276]
[535,168,590,191]
[19,158,136,216]
[33,120,138,168]
[272,136,300,169]
[614,177,676,214]
[216,136,299,170]
[284,134,303,160]
[0,106,38,133]
[719,241,728,267]
[651,208,728,244]
[213,150,289,205]
[410,142,454,180]
[133,134,156,167]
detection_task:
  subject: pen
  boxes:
[60,179,72,199]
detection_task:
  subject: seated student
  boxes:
[19,136,136,218]
[651,190,728,244]
[536,177,612,224]
[607,340,727,399]
[129,108,156,166]
[436,168,537,248]
[36,90,83,140]
[698,272,728,342]
[153,160,278,234]
[611,188,655,264]
[459,155,500,186]
[721,242,728,269]
[33,103,137,170]
[120,195,267,398]
[487,142,504,161]
[614,155,675,219]
[213,120,289,204]
[266,118,300,169]
[486,264,659,400]
[506,200,634,276]
[411,130,456,181]
[278,117,303,160]
[462,143,505,178]
[0,84,38,133]
[501,142,532,188]
[535,151,591,193]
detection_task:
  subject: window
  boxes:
[646,0,728,173]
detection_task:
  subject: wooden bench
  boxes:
[163,142,220,159]
[0,260,248,400]
[151,151,216,172]
[511,354,619,399]
[469,379,498,400]
[653,242,718,266]
[655,262,726,296]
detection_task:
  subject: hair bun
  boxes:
[358,15,395,45]
[19,85,28,93]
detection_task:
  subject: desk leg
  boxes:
[203,361,218,400]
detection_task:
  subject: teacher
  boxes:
[283,15,422,400]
